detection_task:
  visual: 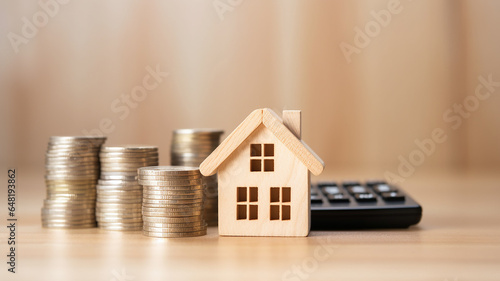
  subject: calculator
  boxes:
[310,180,422,229]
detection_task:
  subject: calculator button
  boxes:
[318,182,337,187]
[311,195,323,204]
[381,191,405,201]
[342,181,360,187]
[322,186,341,194]
[347,185,367,194]
[354,193,377,202]
[366,180,386,187]
[327,193,350,203]
[372,184,397,193]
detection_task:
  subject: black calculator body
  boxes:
[310,181,422,229]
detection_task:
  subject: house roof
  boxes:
[200,108,325,176]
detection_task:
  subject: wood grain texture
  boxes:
[2,169,500,281]
[262,109,324,176]
[217,125,310,236]
[3,1,500,174]
[200,108,325,177]
[200,109,263,176]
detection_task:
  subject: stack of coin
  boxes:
[171,129,223,226]
[138,166,207,238]
[96,145,159,231]
[42,136,106,228]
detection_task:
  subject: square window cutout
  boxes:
[250,144,262,157]
[264,144,274,157]
[264,159,274,172]
[250,159,261,172]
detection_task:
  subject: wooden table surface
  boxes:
[1,169,500,281]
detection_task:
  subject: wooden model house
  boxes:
[200,108,325,237]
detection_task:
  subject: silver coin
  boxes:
[98,221,143,227]
[100,159,158,165]
[42,216,96,221]
[99,222,142,227]
[137,174,203,181]
[99,175,137,181]
[42,218,97,224]
[96,187,142,193]
[96,211,141,215]
[101,168,143,173]
[143,221,206,228]
[142,216,203,223]
[100,156,158,162]
[97,185,141,190]
[42,208,95,214]
[97,186,142,192]
[97,187,142,193]
[170,131,221,224]
[142,229,207,238]
[142,190,205,197]
[142,194,204,200]
[45,153,99,159]
[42,223,97,228]
[99,226,141,229]
[100,171,138,177]
[138,166,200,175]
[96,211,142,217]
[47,194,96,200]
[140,184,205,190]
[101,145,157,151]
[143,224,207,233]
[137,178,203,185]
[46,149,98,155]
[173,128,224,135]
[96,202,142,207]
[46,187,96,192]
[43,198,96,203]
[141,203,204,210]
[45,170,99,175]
[100,151,159,157]
[100,162,158,169]
[98,179,141,185]
[95,211,142,217]
[138,181,204,187]
[142,191,204,198]
[42,214,96,220]
[46,145,102,150]
[141,196,204,204]
[97,196,142,202]
[97,181,141,187]
[141,210,203,217]
[50,135,106,141]
[45,175,99,181]
[95,207,142,214]
[97,198,142,204]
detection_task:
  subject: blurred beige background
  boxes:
[1,0,499,178]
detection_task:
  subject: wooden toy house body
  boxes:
[200,108,324,237]
[218,125,310,236]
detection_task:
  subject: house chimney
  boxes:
[283,110,301,139]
